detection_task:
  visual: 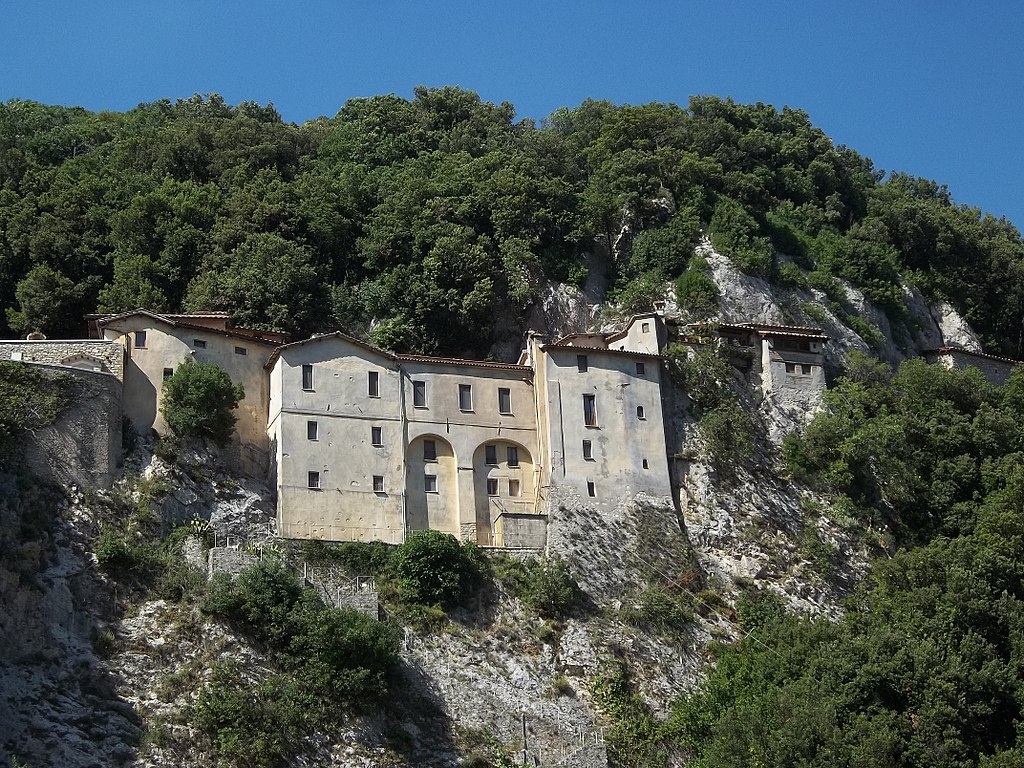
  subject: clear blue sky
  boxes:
[4,1,1023,226]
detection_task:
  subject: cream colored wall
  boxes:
[102,317,274,474]
[406,435,459,536]
[401,362,539,544]
[608,314,663,354]
[539,347,672,505]
[271,338,405,542]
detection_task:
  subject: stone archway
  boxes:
[60,353,108,373]
[406,434,459,536]
[471,439,535,546]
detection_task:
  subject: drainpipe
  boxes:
[398,361,409,543]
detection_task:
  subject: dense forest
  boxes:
[2,89,1024,357]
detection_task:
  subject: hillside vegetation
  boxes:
[2,89,1023,358]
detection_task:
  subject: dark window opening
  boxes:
[413,380,426,407]
[423,439,437,461]
[368,371,380,397]
[302,364,314,390]
[577,354,588,372]
[485,444,497,465]
[583,394,598,426]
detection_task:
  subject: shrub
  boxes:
[391,530,488,608]
[621,585,694,635]
[160,361,244,445]
[675,261,718,320]
[698,401,754,472]
[520,556,582,618]
[708,196,774,276]
[202,561,303,647]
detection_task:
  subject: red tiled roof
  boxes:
[397,354,532,372]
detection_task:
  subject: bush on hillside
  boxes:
[391,530,488,608]
[160,361,244,446]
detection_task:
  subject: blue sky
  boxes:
[4,1,1023,226]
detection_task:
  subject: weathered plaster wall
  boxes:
[0,340,123,378]
[100,317,275,475]
[21,365,123,489]
[538,344,672,509]
[269,338,405,542]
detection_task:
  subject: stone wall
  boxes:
[494,513,548,548]
[21,365,123,489]
[335,591,380,618]
[207,547,259,578]
[0,340,124,379]
[927,349,1017,386]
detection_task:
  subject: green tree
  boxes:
[391,530,487,607]
[160,360,244,446]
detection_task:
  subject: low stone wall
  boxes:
[207,547,259,578]
[928,349,1017,386]
[335,590,380,619]
[0,340,124,379]
[21,365,123,489]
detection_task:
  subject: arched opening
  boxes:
[472,440,535,546]
[406,434,458,536]
[61,353,108,373]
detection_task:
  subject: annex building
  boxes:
[2,309,844,549]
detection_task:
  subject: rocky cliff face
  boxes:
[1,241,990,768]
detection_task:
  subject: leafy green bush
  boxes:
[160,361,244,445]
[697,401,754,473]
[391,530,488,608]
[0,362,73,465]
[621,585,694,635]
[675,258,718,319]
[497,555,582,619]
[708,196,774,276]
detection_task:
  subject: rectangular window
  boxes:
[583,394,598,426]
[582,439,593,460]
[641,322,650,333]
[509,479,521,497]
[636,405,646,420]
[424,475,438,493]
[373,475,384,493]
[485,444,498,465]
[587,480,596,498]
[785,362,796,374]
[308,471,320,489]
[577,354,588,373]
[413,380,426,407]
[636,361,646,375]
[459,383,473,411]
[642,458,649,469]
[193,338,207,349]
[487,478,499,496]
[507,446,519,467]
[234,346,247,356]
[423,439,437,461]
[307,420,318,440]
[371,426,383,446]
[368,371,380,397]
[134,331,147,348]
[302,364,314,390]
[162,367,174,381]
[801,364,812,375]
[498,387,512,414]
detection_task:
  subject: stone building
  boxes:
[923,346,1019,386]
[87,310,285,474]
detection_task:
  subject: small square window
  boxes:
[587,480,596,498]
[134,331,147,348]
[302,364,314,390]
[507,446,519,467]
[485,444,498,465]
[307,420,318,440]
[509,479,521,497]
[487,478,499,496]
[234,346,247,356]
[423,439,437,461]
[636,362,645,375]
[193,338,207,349]
[373,475,385,493]
[785,362,796,374]
[582,439,593,460]
[641,322,650,333]
[636,405,646,420]
[413,380,427,407]
[577,354,588,373]
[583,394,598,427]
[162,367,174,381]
[308,471,321,489]
[371,426,383,446]
[498,387,512,414]
[801,364,812,375]
[424,475,438,493]
[459,383,473,411]
[368,371,380,397]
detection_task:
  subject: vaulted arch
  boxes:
[406,434,459,536]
